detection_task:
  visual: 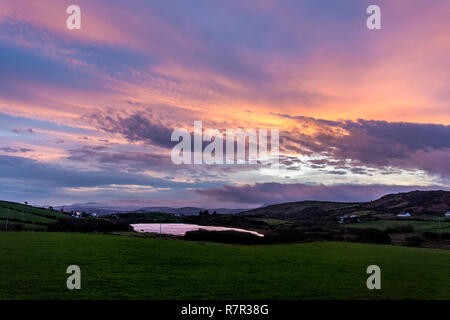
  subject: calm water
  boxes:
[131,223,264,237]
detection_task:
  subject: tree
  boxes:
[199,210,210,217]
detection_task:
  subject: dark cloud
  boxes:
[326,170,347,175]
[0,147,32,153]
[194,182,448,205]
[66,145,260,183]
[82,111,450,180]
[0,154,187,190]
[278,115,450,178]
[66,147,176,172]
[0,154,228,205]
[87,112,174,148]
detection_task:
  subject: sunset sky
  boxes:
[0,0,449,208]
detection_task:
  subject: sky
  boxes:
[0,0,449,208]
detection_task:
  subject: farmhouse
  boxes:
[338,215,359,224]
[71,211,81,218]
[396,212,411,217]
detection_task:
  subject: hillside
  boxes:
[239,200,360,221]
[362,190,450,214]
[239,190,450,221]
[2,189,449,230]
[0,200,69,230]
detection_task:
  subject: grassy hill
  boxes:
[362,190,450,215]
[239,190,450,221]
[0,232,448,299]
[0,201,69,230]
[240,201,360,221]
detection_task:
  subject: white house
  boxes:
[397,212,411,217]
[338,215,360,224]
[71,211,81,218]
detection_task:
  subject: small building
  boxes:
[71,211,81,218]
[396,212,411,217]
[338,215,359,224]
[445,211,450,217]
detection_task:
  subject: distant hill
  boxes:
[239,190,450,221]
[54,203,132,215]
[55,204,247,216]
[4,190,449,228]
[239,201,360,221]
[133,207,245,215]
[362,190,450,214]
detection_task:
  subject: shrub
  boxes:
[423,232,440,241]
[267,228,307,242]
[4,223,24,231]
[48,218,130,233]
[440,233,450,240]
[349,228,391,244]
[386,225,414,233]
[303,231,335,241]
[405,236,424,247]
[0,223,36,232]
[184,230,263,244]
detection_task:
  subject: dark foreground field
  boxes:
[0,232,449,300]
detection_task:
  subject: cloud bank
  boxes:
[195,183,449,206]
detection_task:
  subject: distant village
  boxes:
[71,211,97,218]
[338,210,450,224]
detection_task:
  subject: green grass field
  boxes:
[0,232,448,300]
[0,201,68,230]
[345,220,450,233]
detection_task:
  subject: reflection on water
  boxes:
[131,223,264,237]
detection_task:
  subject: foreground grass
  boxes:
[0,232,449,300]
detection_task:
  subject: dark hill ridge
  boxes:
[55,204,246,216]
[239,190,450,221]
[239,201,360,221]
[362,190,450,214]
[2,190,449,227]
